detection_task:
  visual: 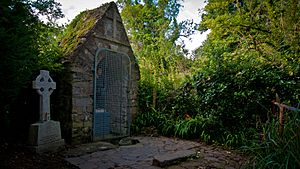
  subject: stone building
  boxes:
[60,2,139,143]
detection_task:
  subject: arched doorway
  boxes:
[93,48,131,140]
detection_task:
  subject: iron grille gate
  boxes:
[93,48,131,140]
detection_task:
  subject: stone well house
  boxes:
[60,2,139,143]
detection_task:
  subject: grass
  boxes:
[132,106,300,169]
[242,109,300,169]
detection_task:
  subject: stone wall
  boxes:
[68,3,139,144]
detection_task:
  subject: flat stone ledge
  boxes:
[152,150,196,167]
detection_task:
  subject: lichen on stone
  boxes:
[59,2,113,56]
[59,11,96,55]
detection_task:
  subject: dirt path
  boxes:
[64,136,247,169]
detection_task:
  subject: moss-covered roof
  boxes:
[59,2,113,56]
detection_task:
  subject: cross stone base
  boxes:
[28,120,65,153]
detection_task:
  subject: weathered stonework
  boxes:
[61,2,139,144]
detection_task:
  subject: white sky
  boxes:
[55,0,209,51]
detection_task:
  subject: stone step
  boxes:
[152,150,196,167]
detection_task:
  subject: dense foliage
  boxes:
[118,0,194,111]
[193,0,300,142]
[130,0,299,167]
[0,0,64,140]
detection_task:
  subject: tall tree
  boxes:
[0,0,63,139]
[192,0,300,130]
[118,0,193,110]
[197,0,300,66]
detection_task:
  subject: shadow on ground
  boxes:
[0,136,247,169]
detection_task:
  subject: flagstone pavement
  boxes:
[65,136,246,169]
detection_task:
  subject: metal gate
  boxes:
[93,48,131,140]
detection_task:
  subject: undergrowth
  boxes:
[242,109,300,169]
[132,106,300,168]
[133,65,300,168]
[131,110,257,147]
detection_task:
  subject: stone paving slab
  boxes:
[152,150,195,167]
[65,136,246,169]
[65,137,199,169]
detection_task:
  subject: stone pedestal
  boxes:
[28,120,65,153]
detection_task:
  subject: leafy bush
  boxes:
[133,0,300,151]
[134,60,299,148]
[193,63,299,132]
